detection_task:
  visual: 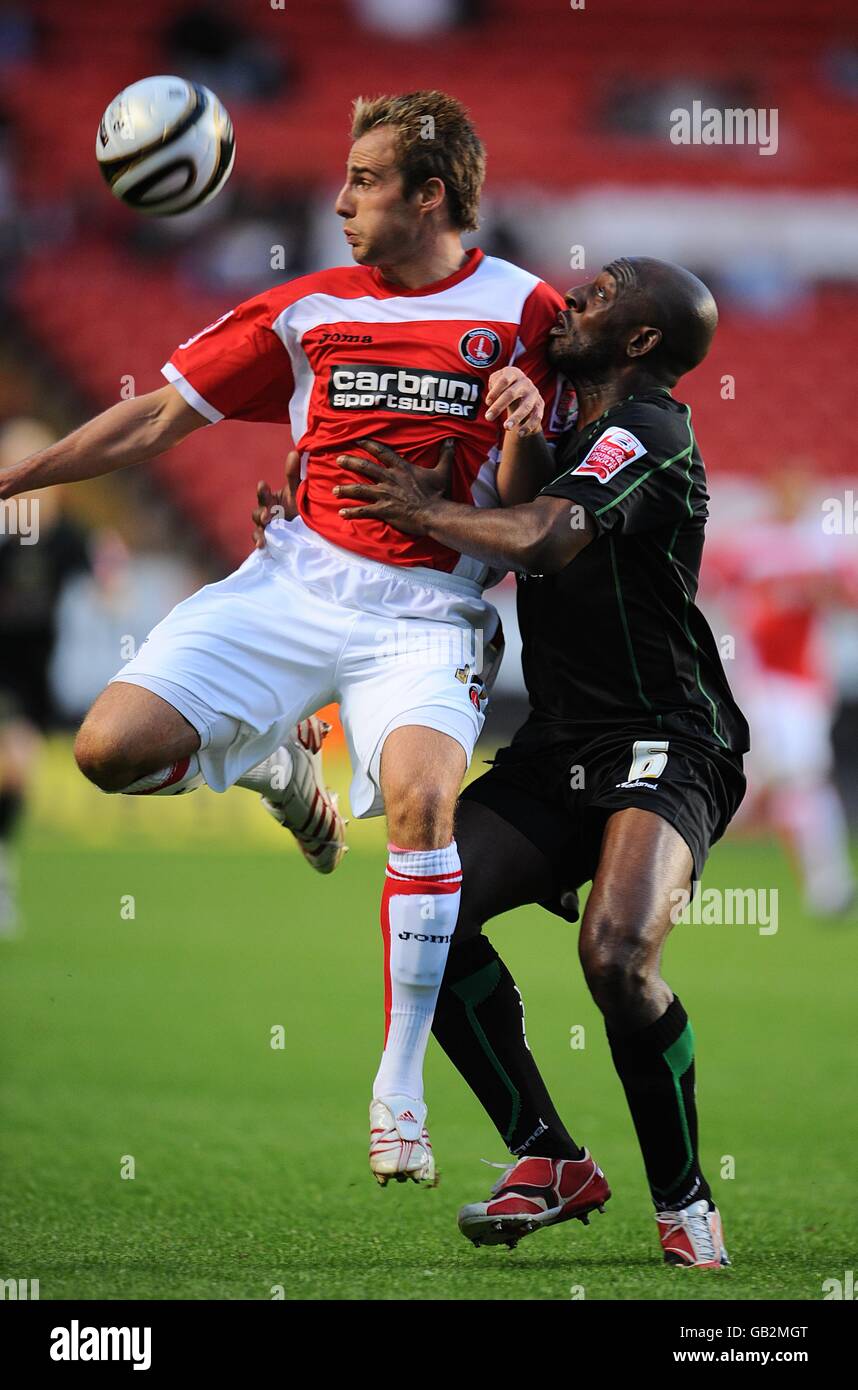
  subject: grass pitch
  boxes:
[1,748,856,1301]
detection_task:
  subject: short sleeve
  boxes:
[513,281,578,444]
[162,291,295,425]
[541,406,696,536]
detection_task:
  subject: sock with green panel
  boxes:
[432,934,584,1160]
[606,994,712,1212]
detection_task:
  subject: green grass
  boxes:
[2,810,857,1300]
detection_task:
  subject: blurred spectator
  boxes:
[163,0,295,102]
[177,182,312,295]
[0,3,37,69]
[50,532,194,722]
[351,0,484,38]
[822,43,858,101]
[0,418,91,934]
[0,420,90,730]
[716,256,812,318]
[474,210,531,270]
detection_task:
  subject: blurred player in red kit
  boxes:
[712,470,857,916]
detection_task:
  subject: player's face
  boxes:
[548,269,632,378]
[334,128,422,268]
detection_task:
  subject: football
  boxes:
[96,75,235,216]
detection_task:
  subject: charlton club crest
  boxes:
[459,327,502,369]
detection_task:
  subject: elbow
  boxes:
[519,530,568,576]
[517,537,548,573]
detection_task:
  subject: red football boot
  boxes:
[457,1152,611,1248]
[655,1200,730,1268]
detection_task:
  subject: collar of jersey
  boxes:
[370,247,484,297]
[581,385,675,434]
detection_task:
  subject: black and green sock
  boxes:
[432,934,584,1160]
[607,995,712,1211]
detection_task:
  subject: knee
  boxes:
[386,778,455,848]
[74,720,140,793]
[579,912,654,1014]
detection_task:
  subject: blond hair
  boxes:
[351,91,485,232]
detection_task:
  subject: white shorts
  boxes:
[743,673,834,786]
[111,515,499,818]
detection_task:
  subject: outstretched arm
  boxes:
[0,385,207,500]
[334,439,594,575]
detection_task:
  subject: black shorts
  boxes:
[461,710,746,921]
[0,636,54,730]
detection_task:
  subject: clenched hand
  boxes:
[333,438,455,534]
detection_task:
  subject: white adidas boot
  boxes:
[369,1097,437,1187]
[260,717,347,875]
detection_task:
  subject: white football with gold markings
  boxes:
[96,75,235,217]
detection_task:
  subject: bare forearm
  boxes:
[496,428,557,508]
[0,387,204,499]
[423,494,585,573]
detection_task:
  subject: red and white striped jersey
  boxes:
[162,248,574,577]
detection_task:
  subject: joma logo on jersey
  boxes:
[573,426,647,483]
[329,365,482,419]
[318,330,374,345]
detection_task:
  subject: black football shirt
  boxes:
[513,387,749,754]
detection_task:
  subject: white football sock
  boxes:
[373,840,461,1104]
[120,755,204,795]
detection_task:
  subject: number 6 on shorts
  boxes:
[627,739,669,781]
